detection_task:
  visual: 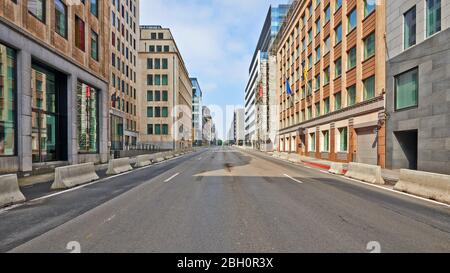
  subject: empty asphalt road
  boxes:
[5,147,450,253]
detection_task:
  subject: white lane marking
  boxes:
[283,174,303,184]
[319,170,329,174]
[164,172,180,183]
[0,152,202,214]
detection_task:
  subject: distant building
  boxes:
[110,0,140,151]
[245,4,290,149]
[191,78,203,146]
[138,26,192,150]
[385,0,450,174]
[202,106,212,145]
[228,108,245,146]
[0,0,111,174]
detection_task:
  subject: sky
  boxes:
[140,0,288,140]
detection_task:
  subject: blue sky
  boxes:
[140,0,287,139]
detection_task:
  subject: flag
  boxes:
[286,79,293,96]
[303,66,308,82]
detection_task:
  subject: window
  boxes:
[75,16,85,51]
[308,54,313,68]
[315,47,321,63]
[162,124,169,135]
[28,0,45,22]
[162,107,169,118]
[322,130,329,152]
[324,67,330,85]
[347,85,356,106]
[154,59,161,69]
[90,30,99,61]
[316,19,321,35]
[364,32,375,60]
[404,7,416,49]
[335,58,342,78]
[90,0,98,17]
[147,75,153,85]
[334,92,342,110]
[155,107,161,118]
[335,0,342,10]
[162,58,168,69]
[324,36,331,54]
[147,90,153,101]
[363,76,375,100]
[338,127,348,152]
[147,124,153,135]
[325,6,331,23]
[426,0,441,37]
[147,107,153,117]
[147,58,153,69]
[162,91,168,101]
[0,44,16,156]
[335,24,342,44]
[307,106,312,119]
[55,0,67,38]
[395,68,418,110]
[315,102,320,117]
[155,124,161,135]
[348,9,357,32]
[309,133,316,151]
[77,82,98,153]
[364,0,375,17]
[347,47,356,70]
[155,75,161,86]
[324,98,330,114]
[162,75,168,86]
[155,91,161,101]
[315,74,321,90]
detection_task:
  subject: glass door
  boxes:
[31,64,61,163]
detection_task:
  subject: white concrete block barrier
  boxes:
[288,153,302,163]
[51,163,100,190]
[272,152,280,158]
[329,163,346,175]
[345,162,385,185]
[106,158,133,175]
[134,155,152,168]
[0,174,26,208]
[279,153,289,160]
[394,169,450,204]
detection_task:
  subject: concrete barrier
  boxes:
[272,152,280,158]
[106,158,133,175]
[0,174,26,207]
[279,153,289,160]
[164,152,174,160]
[394,169,450,204]
[345,162,385,185]
[134,155,152,168]
[288,153,302,163]
[329,163,346,175]
[51,163,99,190]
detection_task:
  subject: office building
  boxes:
[385,0,450,174]
[110,0,140,151]
[191,78,203,146]
[138,26,192,150]
[0,0,110,174]
[245,4,290,149]
[274,0,386,166]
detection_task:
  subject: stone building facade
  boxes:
[0,0,110,174]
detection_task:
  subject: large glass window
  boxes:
[348,9,357,32]
[75,16,85,51]
[335,58,342,78]
[363,76,375,100]
[322,130,329,152]
[348,47,357,70]
[0,44,16,156]
[395,68,418,110]
[77,82,98,153]
[347,85,356,106]
[426,0,441,37]
[309,133,316,151]
[55,0,67,38]
[364,0,376,17]
[90,0,98,17]
[335,24,342,44]
[28,0,45,22]
[91,30,99,61]
[404,7,416,49]
[364,32,375,60]
[334,92,342,110]
[338,127,348,152]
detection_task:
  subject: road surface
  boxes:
[2,147,450,253]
